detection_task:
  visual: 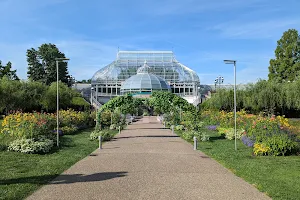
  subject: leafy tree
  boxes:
[0,77,22,114]
[0,61,19,80]
[18,81,47,112]
[268,29,300,82]
[27,43,71,86]
[41,82,74,111]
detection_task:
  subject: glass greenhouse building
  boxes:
[91,51,201,107]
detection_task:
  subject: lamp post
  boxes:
[214,75,224,90]
[55,57,70,147]
[224,60,237,151]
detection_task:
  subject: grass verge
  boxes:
[0,128,117,200]
[176,130,300,200]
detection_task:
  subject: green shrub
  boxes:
[60,125,78,135]
[217,127,244,140]
[200,133,210,142]
[8,138,54,154]
[110,124,117,130]
[90,130,116,141]
[182,131,197,141]
[257,134,297,156]
[175,125,184,131]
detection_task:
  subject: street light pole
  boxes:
[224,60,237,151]
[55,58,70,147]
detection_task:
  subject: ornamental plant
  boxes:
[241,135,255,147]
[253,143,270,156]
[8,138,54,154]
[1,112,56,139]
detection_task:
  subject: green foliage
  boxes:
[60,126,78,135]
[201,79,300,115]
[27,43,71,86]
[260,134,297,156]
[8,138,54,154]
[0,77,84,113]
[217,128,244,140]
[100,95,135,114]
[0,61,19,80]
[41,81,73,111]
[181,131,196,141]
[18,81,47,112]
[89,129,116,141]
[0,77,22,113]
[71,97,90,111]
[175,125,184,131]
[110,124,117,130]
[150,91,196,114]
[268,29,300,82]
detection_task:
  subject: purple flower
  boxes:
[206,125,217,131]
[241,135,254,147]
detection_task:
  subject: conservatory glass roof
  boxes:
[121,61,170,92]
[91,51,200,83]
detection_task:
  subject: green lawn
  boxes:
[0,129,116,200]
[176,130,300,200]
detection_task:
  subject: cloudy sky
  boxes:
[0,0,299,84]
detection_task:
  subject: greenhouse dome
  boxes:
[121,61,170,94]
[90,51,201,106]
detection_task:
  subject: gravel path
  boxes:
[27,116,270,200]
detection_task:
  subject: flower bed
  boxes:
[1,109,94,154]
[201,110,300,156]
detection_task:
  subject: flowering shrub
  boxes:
[260,134,297,156]
[241,135,255,147]
[202,109,299,155]
[253,143,270,156]
[1,109,92,139]
[1,112,56,139]
[8,138,54,154]
[217,127,244,140]
[60,126,78,135]
[59,109,91,128]
[206,125,217,131]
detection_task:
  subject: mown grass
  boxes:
[176,130,300,200]
[0,129,117,200]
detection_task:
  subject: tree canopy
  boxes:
[268,29,300,82]
[27,43,71,86]
[0,61,19,80]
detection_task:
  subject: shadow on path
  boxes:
[1,172,128,185]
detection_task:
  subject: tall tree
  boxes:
[0,61,19,80]
[27,43,71,86]
[268,29,300,82]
